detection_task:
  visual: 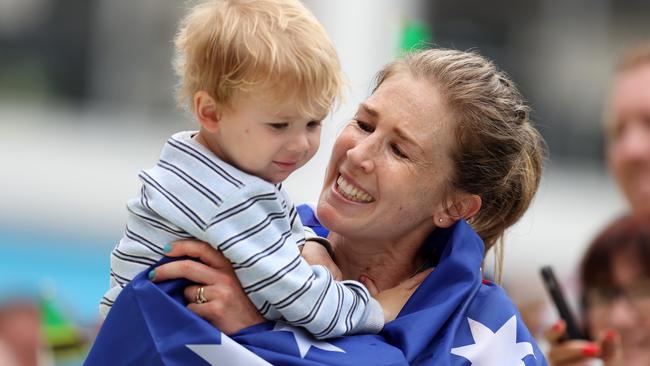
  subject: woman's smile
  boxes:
[335,174,375,203]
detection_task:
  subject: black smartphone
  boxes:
[540,265,586,340]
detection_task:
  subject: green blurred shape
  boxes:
[40,296,83,351]
[400,19,433,53]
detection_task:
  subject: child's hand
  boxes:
[301,240,342,281]
[360,268,433,323]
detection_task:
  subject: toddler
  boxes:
[101,0,384,339]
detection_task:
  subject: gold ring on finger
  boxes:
[196,286,207,304]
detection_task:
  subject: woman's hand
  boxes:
[544,320,623,366]
[360,268,433,323]
[149,240,265,335]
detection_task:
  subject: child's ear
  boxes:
[193,91,221,133]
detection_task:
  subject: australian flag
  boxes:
[85,205,547,365]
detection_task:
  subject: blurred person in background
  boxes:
[0,301,43,366]
[605,43,650,217]
[545,214,650,366]
[545,42,650,366]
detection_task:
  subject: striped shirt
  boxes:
[101,131,383,338]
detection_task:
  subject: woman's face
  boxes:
[586,251,650,365]
[317,72,456,242]
[606,65,650,215]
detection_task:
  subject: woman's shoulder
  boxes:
[469,279,526,324]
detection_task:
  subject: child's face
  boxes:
[207,93,322,184]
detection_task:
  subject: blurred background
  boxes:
[1,0,648,364]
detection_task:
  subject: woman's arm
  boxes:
[149,240,265,335]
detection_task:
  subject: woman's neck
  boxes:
[329,231,430,291]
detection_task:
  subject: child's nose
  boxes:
[286,132,310,153]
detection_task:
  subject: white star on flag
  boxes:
[273,322,345,358]
[450,315,534,366]
[187,334,271,366]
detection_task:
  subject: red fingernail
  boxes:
[605,329,617,341]
[581,344,599,357]
[552,320,563,331]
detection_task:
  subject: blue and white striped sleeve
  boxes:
[141,174,384,338]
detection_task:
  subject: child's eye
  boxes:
[268,123,289,130]
[391,143,408,159]
[307,120,322,130]
[355,120,374,133]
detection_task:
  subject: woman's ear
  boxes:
[434,193,482,228]
[193,91,221,133]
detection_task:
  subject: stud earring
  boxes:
[438,218,443,223]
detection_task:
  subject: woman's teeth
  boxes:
[336,176,374,203]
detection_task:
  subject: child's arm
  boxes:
[137,169,385,338]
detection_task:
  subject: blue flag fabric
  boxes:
[85,205,547,365]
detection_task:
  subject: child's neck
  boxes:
[194,130,231,165]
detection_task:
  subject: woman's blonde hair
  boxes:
[374,49,546,275]
[173,0,343,118]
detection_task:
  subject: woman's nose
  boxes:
[607,298,637,329]
[346,137,376,173]
[618,120,650,163]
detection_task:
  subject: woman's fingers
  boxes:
[546,339,600,365]
[185,284,265,335]
[544,320,603,365]
[360,267,433,298]
[166,240,232,272]
[544,320,566,344]
[149,241,265,335]
[402,268,433,290]
[599,329,624,366]
[183,283,239,305]
[150,259,224,284]
[359,275,379,297]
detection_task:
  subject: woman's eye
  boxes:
[391,144,408,159]
[355,120,374,133]
[268,123,289,130]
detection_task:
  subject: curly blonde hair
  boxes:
[173,0,343,119]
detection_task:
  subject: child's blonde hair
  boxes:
[173,0,343,119]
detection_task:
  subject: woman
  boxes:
[545,214,650,366]
[90,49,548,365]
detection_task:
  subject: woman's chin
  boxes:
[315,199,338,231]
[317,189,359,229]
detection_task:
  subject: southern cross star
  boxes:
[450,315,534,366]
[186,335,271,366]
[273,323,345,358]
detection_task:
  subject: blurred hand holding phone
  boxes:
[540,265,587,340]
